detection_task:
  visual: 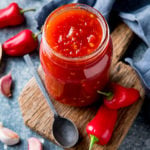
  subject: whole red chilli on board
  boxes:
[97,83,140,109]
[0,2,35,28]
[86,105,117,150]
[2,29,41,56]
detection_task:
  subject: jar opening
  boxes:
[43,3,110,62]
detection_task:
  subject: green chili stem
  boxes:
[97,90,113,100]
[89,135,99,150]
[32,30,42,40]
[34,30,42,38]
[20,8,36,14]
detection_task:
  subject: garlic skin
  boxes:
[28,137,43,150]
[0,72,12,97]
[0,123,20,145]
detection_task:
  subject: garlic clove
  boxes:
[0,123,20,145]
[28,137,43,150]
[0,43,2,63]
[0,72,12,97]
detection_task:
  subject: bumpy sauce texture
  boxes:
[45,9,103,57]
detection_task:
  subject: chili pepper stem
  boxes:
[89,135,99,150]
[20,8,36,14]
[32,30,42,40]
[97,90,113,100]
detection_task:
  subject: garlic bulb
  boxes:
[28,137,43,150]
[0,72,12,97]
[0,123,20,145]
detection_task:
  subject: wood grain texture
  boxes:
[19,23,145,150]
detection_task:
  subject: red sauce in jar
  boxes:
[45,9,103,57]
[40,4,112,106]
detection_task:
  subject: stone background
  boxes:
[0,0,150,150]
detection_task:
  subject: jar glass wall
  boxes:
[40,4,113,106]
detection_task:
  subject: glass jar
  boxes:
[40,4,113,107]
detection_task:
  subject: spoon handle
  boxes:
[23,54,58,116]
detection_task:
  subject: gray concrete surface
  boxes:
[0,0,150,150]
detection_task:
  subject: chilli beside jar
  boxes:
[40,3,113,107]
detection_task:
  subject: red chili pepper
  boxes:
[97,83,140,109]
[0,2,35,28]
[2,29,41,56]
[86,105,117,150]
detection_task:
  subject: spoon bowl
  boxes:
[53,115,79,148]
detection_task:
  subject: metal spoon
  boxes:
[23,54,79,148]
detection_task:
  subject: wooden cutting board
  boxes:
[19,22,145,150]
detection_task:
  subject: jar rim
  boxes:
[42,3,110,62]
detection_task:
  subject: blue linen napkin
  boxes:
[125,48,150,95]
[113,0,150,92]
[35,0,150,92]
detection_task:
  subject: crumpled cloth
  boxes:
[35,0,150,92]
